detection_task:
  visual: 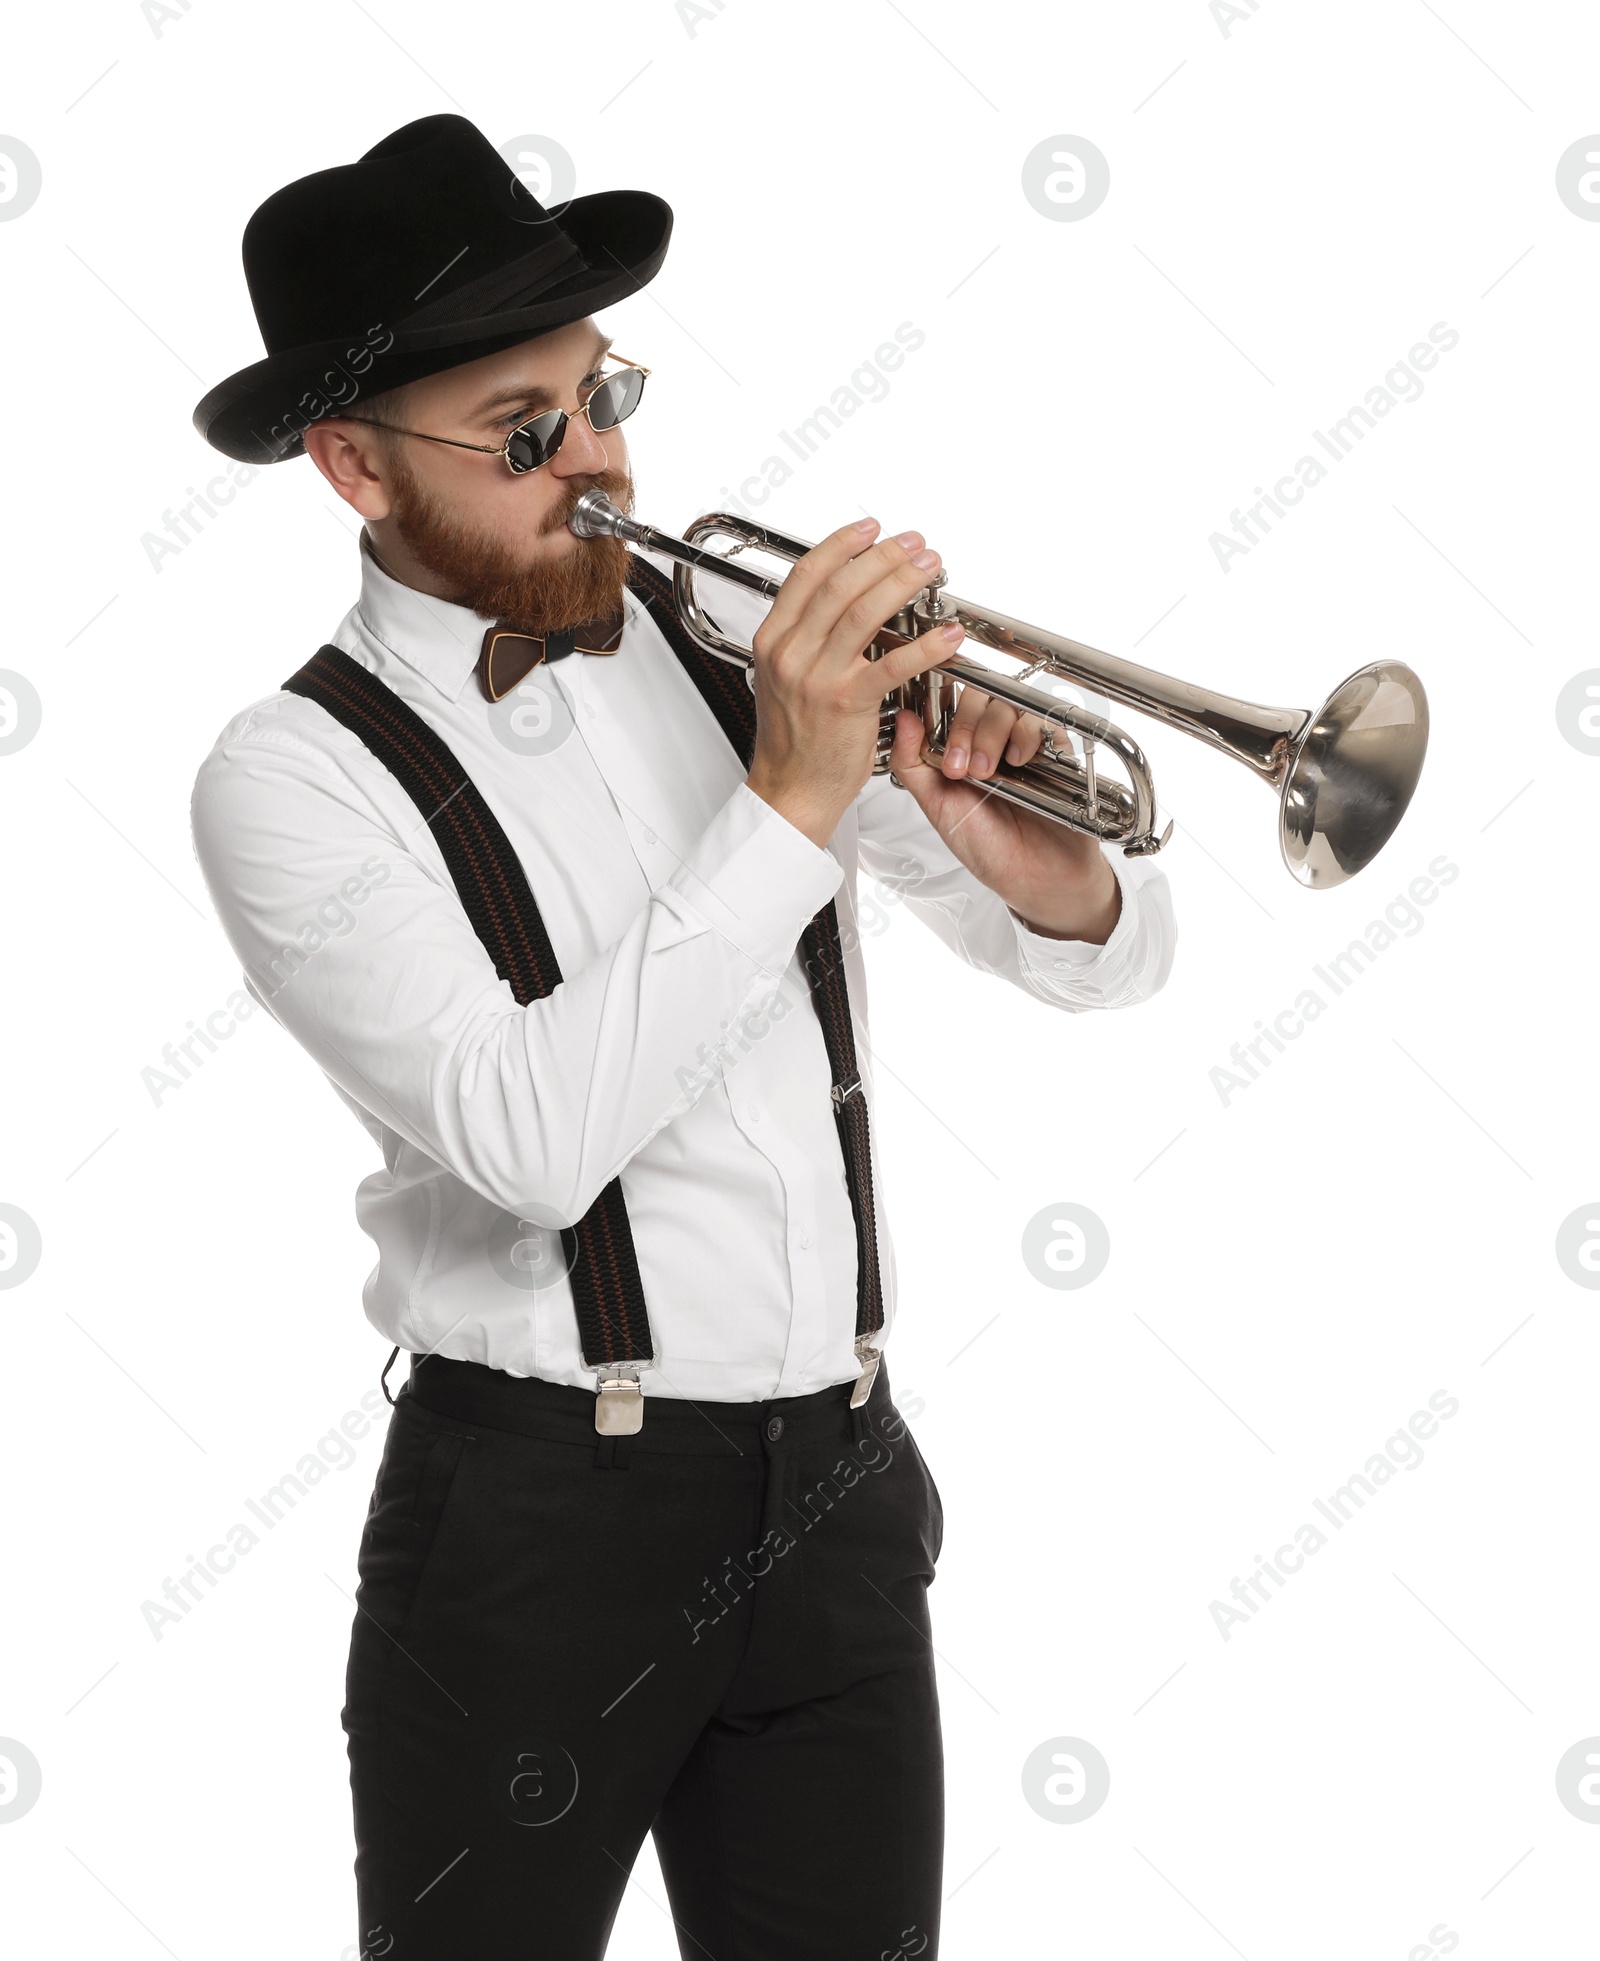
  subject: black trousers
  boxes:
[342,1352,946,1959]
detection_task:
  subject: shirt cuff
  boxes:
[1009,842,1143,978]
[667,779,844,974]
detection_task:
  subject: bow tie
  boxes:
[476,605,626,701]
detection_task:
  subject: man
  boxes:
[189,115,1174,1960]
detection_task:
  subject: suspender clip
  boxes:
[831,1074,863,1111]
[849,1339,881,1409]
[594,1364,647,1435]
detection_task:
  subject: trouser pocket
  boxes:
[344,1399,475,1729]
[905,1430,944,1564]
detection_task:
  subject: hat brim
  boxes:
[193,188,671,465]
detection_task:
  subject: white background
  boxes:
[2,1,1597,1955]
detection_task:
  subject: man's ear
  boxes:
[304,419,394,522]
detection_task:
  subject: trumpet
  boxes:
[569,490,1428,889]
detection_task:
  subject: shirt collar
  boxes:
[354,529,644,705]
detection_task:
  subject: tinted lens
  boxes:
[586,366,646,433]
[505,410,565,474]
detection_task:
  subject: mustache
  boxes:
[542,469,634,536]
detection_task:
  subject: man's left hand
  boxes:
[887,691,1122,945]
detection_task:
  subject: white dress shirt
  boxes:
[189,535,1176,1402]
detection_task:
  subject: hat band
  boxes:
[403,229,590,330]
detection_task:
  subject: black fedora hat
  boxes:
[193,114,672,466]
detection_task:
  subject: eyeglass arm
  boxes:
[344,421,501,457]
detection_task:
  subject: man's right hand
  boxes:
[743,517,967,849]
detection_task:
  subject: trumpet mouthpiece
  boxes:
[568,488,626,539]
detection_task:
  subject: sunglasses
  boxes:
[354,359,649,475]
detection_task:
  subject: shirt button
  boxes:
[765,1415,784,1442]
[797,1226,812,1248]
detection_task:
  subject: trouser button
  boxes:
[764,1414,784,1442]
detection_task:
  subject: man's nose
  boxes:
[550,407,610,476]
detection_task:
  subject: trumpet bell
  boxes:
[1280,662,1429,889]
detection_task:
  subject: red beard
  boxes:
[385,455,636,633]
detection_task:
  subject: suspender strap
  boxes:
[281,645,656,1388]
[283,553,887,1414]
[625,556,886,1372]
